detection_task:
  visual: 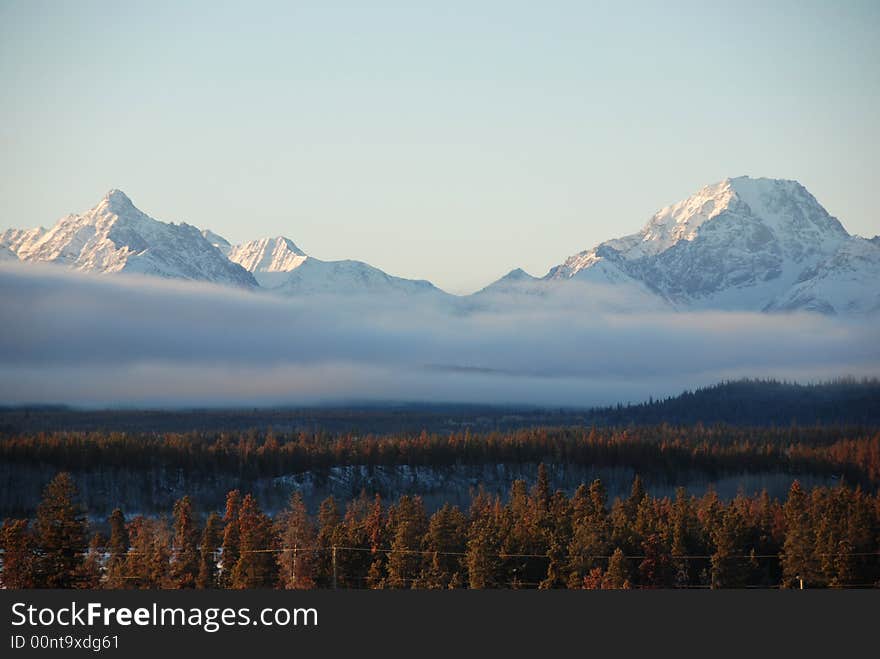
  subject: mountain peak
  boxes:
[227,235,309,273]
[547,175,862,311]
[101,189,135,213]
[499,267,535,282]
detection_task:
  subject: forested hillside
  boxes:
[588,378,880,426]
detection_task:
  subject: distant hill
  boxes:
[586,378,880,426]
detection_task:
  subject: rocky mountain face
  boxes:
[2,178,877,314]
[493,176,877,315]
[2,190,256,287]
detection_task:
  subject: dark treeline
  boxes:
[2,379,878,436]
[2,470,879,590]
[589,378,880,426]
[2,425,879,487]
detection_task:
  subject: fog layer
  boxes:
[1,263,877,407]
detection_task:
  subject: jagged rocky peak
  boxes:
[599,176,847,263]
[227,236,309,273]
[100,188,136,213]
[3,190,257,287]
[536,176,876,313]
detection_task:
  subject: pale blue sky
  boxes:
[1,0,878,293]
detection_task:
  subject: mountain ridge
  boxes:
[2,178,877,313]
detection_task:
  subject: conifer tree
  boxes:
[532,463,551,512]
[170,496,200,588]
[540,490,572,589]
[568,480,611,586]
[219,490,242,588]
[386,495,428,588]
[148,519,173,588]
[781,481,816,587]
[422,503,467,588]
[230,494,277,589]
[196,512,222,589]
[108,509,129,557]
[500,480,545,586]
[603,548,631,589]
[626,475,647,518]
[710,508,748,588]
[277,491,316,589]
[466,491,501,589]
[364,494,387,589]
[316,496,345,588]
[79,533,104,589]
[670,487,696,587]
[639,532,673,588]
[104,509,129,589]
[122,517,170,589]
[0,519,35,589]
[33,473,87,588]
[336,491,379,588]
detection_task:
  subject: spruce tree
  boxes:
[170,496,200,588]
[364,494,388,589]
[79,533,104,589]
[196,512,223,589]
[670,487,696,587]
[230,494,277,589]
[466,491,501,589]
[316,496,345,588]
[781,481,816,588]
[33,473,87,588]
[540,491,572,589]
[386,495,428,589]
[104,509,129,589]
[710,508,748,588]
[568,480,611,586]
[219,490,242,588]
[422,503,466,588]
[0,519,35,589]
[277,491,316,589]
[603,548,631,589]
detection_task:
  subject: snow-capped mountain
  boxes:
[2,190,256,287]
[2,178,876,314]
[225,235,447,297]
[537,176,875,314]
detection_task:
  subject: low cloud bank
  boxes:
[1,263,877,407]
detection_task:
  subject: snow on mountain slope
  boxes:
[2,178,875,313]
[765,237,880,314]
[0,245,18,261]
[7,191,256,287]
[225,234,448,298]
[471,263,670,313]
[201,229,232,256]
[228,236,308,276]
[0,226,46,255]
[268,257,447,297]
[544,176,872,313]
[473,268,541,295]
